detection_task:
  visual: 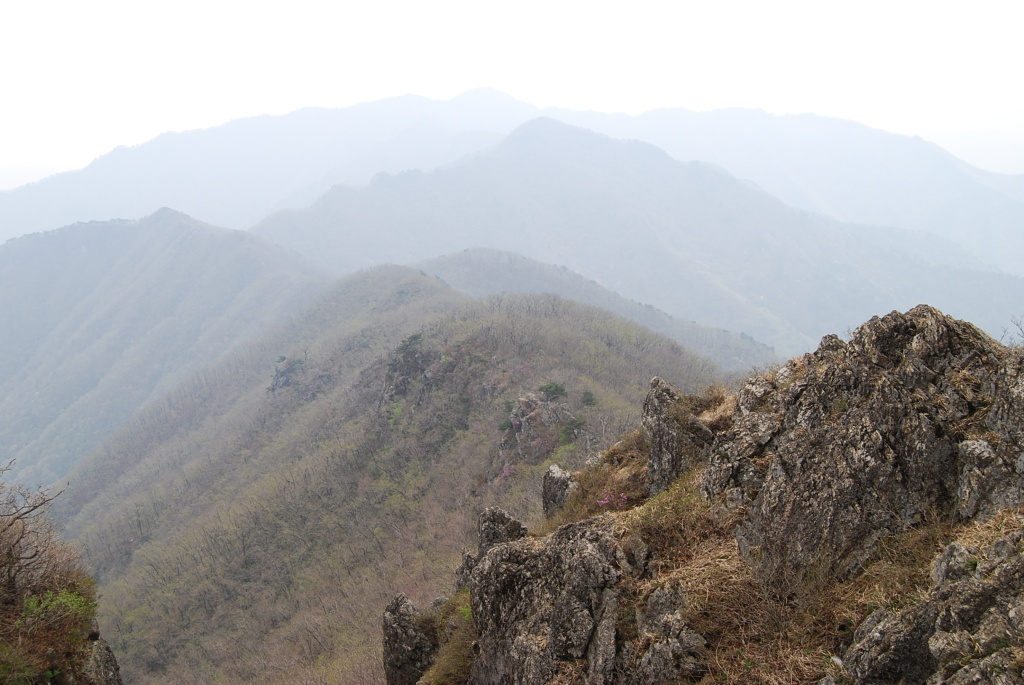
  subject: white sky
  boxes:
[1,0,1022,185]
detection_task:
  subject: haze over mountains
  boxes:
[0,209,328,484]
[3,90,1022,276]
[254,117,1023,355]
[1,90,1021,483]
[2,89,1023,684]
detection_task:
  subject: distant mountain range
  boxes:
[253,117,1023,355]
[2,90,1021,275]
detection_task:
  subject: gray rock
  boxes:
[469,519,635,684]
[845,529,1024,684]
[382,594,436,685]
[704,305,1024,582]
[643,377,713,495]
[81,633,124,685]
[542,464,578,517]
[477,507,527,556]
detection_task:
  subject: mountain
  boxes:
[0,90,531,240]
[253,117,1023,356]
[415,248,779,371]
[549,107,1024,275]
[386,305,1024,684]
[4,91,1021,279]
[57,266,722,684]
[0,208,329,485]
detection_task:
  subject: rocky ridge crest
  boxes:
[384,305,1024,683]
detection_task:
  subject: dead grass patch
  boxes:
[672,385,736,433]
[538,430,649,534]
[953,507,1024,556]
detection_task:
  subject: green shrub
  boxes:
[419,591,476,684]
[538,382,567,401]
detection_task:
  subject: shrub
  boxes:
[539,382,567,401]
[418,591,476,685]
[0,463,97,681]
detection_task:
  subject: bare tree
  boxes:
[1,461,95,678]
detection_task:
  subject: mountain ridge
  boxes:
[0,208,330,485]
[253,117,1023,356]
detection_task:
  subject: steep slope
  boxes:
[0,90,531,239]
[416,248,779,371]
[0,209,329,485]
[253,118,1023,356]
[390,305,1024,684]
[59,266,722,685]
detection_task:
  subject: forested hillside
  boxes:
[417,248,779,371]
[0,208,329,485]
[253,118,1023,355]
[58,266,721,684]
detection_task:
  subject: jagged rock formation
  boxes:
[542,464,577,517]
[704,304,1024,581]
[80,633,125,685]
[382,595,437,685]
[469,518,628,683]
[844,524,1024,683]
[499,392,586,465]
[642,377,713,495]
[455,508,530,592]
[384,306,1024,684]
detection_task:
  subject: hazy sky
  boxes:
[2,0,1022,186]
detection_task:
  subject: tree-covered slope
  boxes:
[0,209,329,485]
[416,248,779,371]
[253,118,1023,356]
[58,266,721,685]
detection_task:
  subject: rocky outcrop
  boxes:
[385,306,1024,684]
[382,594,436,685]
[704,305,1024,581]
[499,392,585,465]
[642,377,714,495]
[455,507,528,591]
[468,518,631,684]
[466,509,707,684]
[80,633,124,685]
[477,507,527,555]
[542,464,577,517]
[844,523,1024,683]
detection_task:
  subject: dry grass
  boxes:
[549,658,586,685]
[607,472,1010,683]
[952,507,1024,557]
[538,429,649,534]
[672,385,736,433]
